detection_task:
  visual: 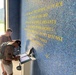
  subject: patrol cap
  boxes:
[6,28,12,32]
[15,40,21,47]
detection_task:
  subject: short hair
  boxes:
[15,40,21,47]
[6,28,12,32]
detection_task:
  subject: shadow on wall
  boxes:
[31,47,45,75]
[25,41,41,75]
[32,60,41,75]
[25,39,30,51]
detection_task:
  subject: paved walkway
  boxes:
[0,61,22,75]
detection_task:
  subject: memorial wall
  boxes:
[21,0,76,75]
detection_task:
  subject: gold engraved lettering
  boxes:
[26,1,63,16]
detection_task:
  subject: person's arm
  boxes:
[0,36,4,45]
[4,46,14,61]
[4,46,20,61]
[12,56,20,61]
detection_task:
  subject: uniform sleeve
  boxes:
[0,36,4,45]
[4,45,14,60]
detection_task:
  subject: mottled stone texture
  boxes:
[21,0,76,75]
